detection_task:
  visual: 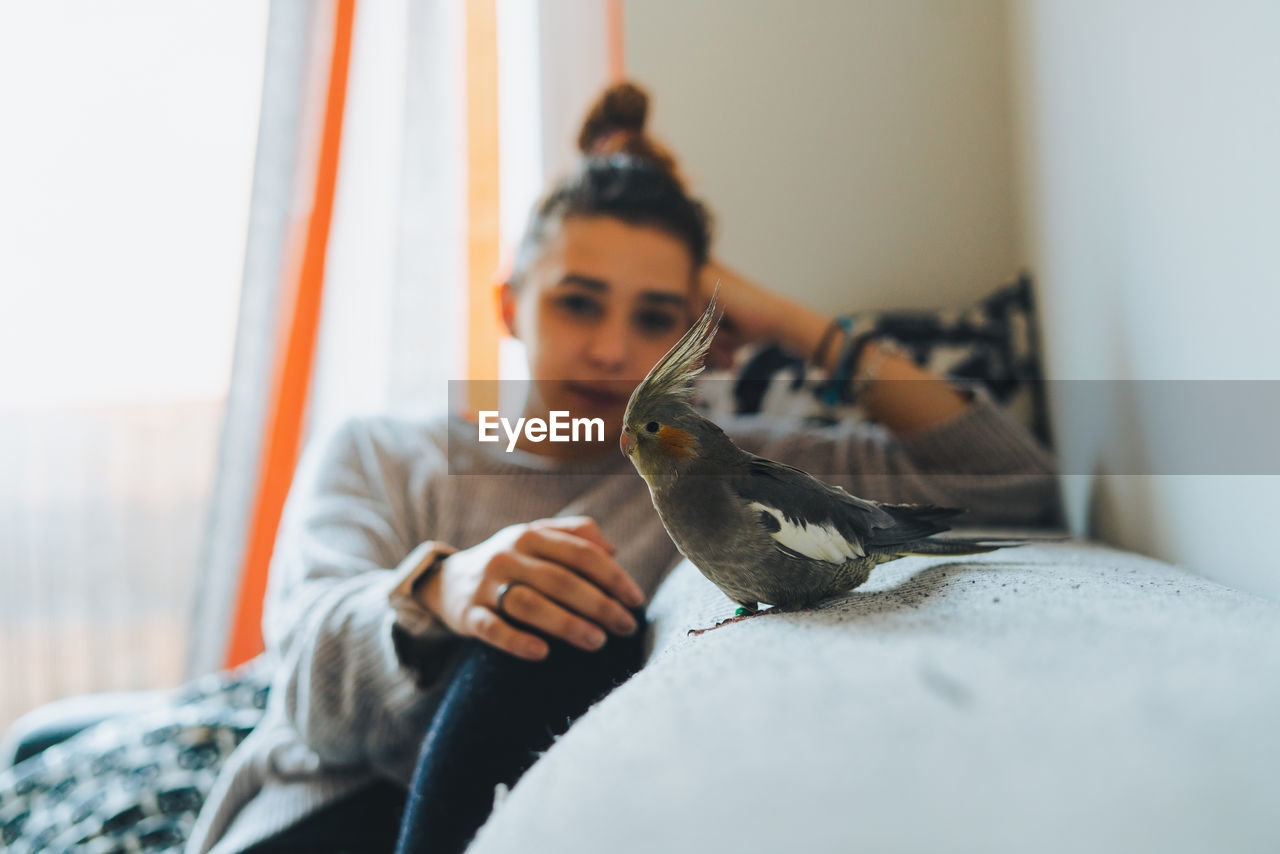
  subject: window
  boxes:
[0,2,268,732]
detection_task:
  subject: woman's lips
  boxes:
[564,382,631,408]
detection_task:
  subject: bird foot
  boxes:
[685,602,806,636]
[687,609,769,636]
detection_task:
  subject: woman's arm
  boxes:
[701,260,973,434]
[722,391,1062,527]
[701,261,1062,526]
[262,417,458,775]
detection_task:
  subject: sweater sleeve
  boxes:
[259,417,459,775]
[723,385,1064,527]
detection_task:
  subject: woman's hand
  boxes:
[697,259,829,370]
[698,260,786,341]
[698,260,785,367]
[417,516,645,661]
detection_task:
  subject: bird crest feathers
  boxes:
[624,287,721,420]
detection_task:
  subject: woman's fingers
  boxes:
[495,581,609,653]
[503,550,638,638]
[531,515,616,555]
[519,526,644,609]
[465,605,549,661]
[452,515,644,659]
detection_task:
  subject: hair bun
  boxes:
[578,82,650,153]
[577,81,682,184]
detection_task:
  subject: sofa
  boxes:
[7,531,1278,853]
[464,530,1280,854]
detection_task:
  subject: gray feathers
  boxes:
[623,288,720,425]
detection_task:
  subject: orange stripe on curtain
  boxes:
[224,0,357,668]
[465,0,501,416]
[606,0,626,81]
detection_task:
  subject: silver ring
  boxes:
[495,581,520,617]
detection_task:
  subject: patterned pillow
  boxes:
[695,273,1052,447]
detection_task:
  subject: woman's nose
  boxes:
[585,316,630,370]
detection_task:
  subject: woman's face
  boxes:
[502,215,696,442]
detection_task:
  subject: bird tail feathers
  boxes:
[897,537,1034,556]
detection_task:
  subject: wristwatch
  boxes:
[388,541,458,636]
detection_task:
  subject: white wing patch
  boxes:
[750,502,864,563]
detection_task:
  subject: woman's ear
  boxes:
[497,280,518,338]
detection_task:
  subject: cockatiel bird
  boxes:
[620,293,1033,632]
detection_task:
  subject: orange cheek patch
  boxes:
[657,426,698,458]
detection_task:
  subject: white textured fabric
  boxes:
[186,388,1061,853]
[469,536,1280,854]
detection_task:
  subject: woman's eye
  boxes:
[634,310,678,335]
[555,294,602,318]
[645,421,660,433]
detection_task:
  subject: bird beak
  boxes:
[620,427,636,457]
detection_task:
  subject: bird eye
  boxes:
[645,421,660,433]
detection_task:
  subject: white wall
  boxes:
[497,0,613,256]
[624,0,1023,313]
[624,0,1280,600]
[1011,0,1280,599]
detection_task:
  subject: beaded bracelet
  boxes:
[846,335,909,405]
[831,330,880,405]
[811,316,853,370]
[829,328,910,407]
[816,326,868,406]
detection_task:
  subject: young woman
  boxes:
[187,83,1060,854]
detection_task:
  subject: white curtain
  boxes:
[185,0,321,678]
[308,0,615,424]
[308,0,467,442]
[189,0,616,674]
